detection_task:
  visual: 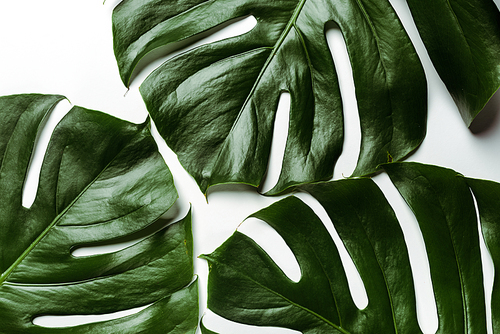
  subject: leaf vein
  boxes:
[0,131,143,285]
[209,0,308,185]
[214,257,350,334]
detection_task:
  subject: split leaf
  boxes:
[112,0,428,194]
[0,94,198,333]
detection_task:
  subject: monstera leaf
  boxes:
[201,162,500,333]
[0,94,198,333]
[112,0,428,195]
[111,0,500,195]
[406,0,500,125]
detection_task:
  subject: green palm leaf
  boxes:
[0,94,198,333]
[406,0,500,125]
[112,0,428,194]
[111,0,500,195]
[201,162,500,333]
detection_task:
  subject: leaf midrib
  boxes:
[2,235,189,288]
[210,0,400,180]
[209,0,307,180]
[0,131,141,285]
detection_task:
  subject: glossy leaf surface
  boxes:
[112,0,427,194]
[0,94,198,333]
[383,162,486,333]
[202,162,500,333]
[201,178,420,333]
[466,177,500,333]
[406,0,500,125]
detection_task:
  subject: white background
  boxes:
[1,0,500,333]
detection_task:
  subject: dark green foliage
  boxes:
[406,0,500,125]
[0,94,198,333]
[111,0,500,195]
[112,0,429,194]
[202,162,500,333]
